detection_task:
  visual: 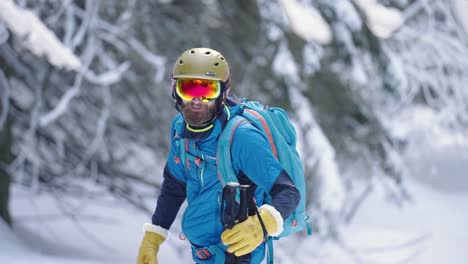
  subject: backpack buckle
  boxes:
[195,249,212,260]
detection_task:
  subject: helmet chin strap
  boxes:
[185,114,217,132]
[173,100,223,133]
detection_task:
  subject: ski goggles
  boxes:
[175,79,221,102]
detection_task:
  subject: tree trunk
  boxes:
[0,103,12,226]
[0,166,11,226]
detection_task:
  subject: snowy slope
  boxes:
[3,177,468,264]
[272,178,468,264]
[0,219,102,264]
[5,186,191,264]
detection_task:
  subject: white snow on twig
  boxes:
[450,0,468,38]
[353,0,404,38]
[0,0,81,71]
[39,87,79,127]
[83,61,131,86]
[128,38,167,82]
[278,0,333,44]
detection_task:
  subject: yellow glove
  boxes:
[136,224,168,264]
[221,205,284,257]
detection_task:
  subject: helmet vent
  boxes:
[179,60,183,64]
[214,62,219,67]
[220,57,225,60]
[205,51,211,55]
[190,50,195,54]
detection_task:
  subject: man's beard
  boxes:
[180,102,217,128]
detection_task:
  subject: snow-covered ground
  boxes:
[3,177,468,264]
[296,182,468,264]
[3,185,190,264]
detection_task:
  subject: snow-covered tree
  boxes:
[0,0,168,213]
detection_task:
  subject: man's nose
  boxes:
[192,97,202,104]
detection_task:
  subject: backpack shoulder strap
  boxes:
[216,115,248,186]
[172,114,185,137]
[172,115,190,172]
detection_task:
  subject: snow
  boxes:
[0,215,102,264]
[390,106,468,192]
[291,90,346,214]
[3,185,190,264]
[83,62,131,86]
[273,40,346,214]
[4,172,467,263]
[346,182,468,264]
[39,88,80,127]
[353,0,404,38]
[273,179,468,264]
[450,0,468,38]
[278,0,332,44]
[272,41,300,81]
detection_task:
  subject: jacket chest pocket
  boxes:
[176,139,217,190]
[193,156,218,190]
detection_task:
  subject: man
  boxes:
[136,48,300,264]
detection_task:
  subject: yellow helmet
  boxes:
[172,48,230,82]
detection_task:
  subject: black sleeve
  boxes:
[269,170,300,220]
[151,164,187,229]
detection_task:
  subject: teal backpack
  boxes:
[217,98,311,239]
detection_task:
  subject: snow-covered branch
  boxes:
[39,87,79,127]
[83,61,131,86]
[353,0,404,38]
[128,38,167,82]
[450,0,468,39]
[278,0,333,44]
[0,0,81,71]
[273,41,345,214]
[38,38,96,127]
[389,0,468,131]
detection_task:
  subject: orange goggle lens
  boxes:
[175,79,221,102]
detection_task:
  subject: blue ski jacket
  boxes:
[152,103,300,263]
